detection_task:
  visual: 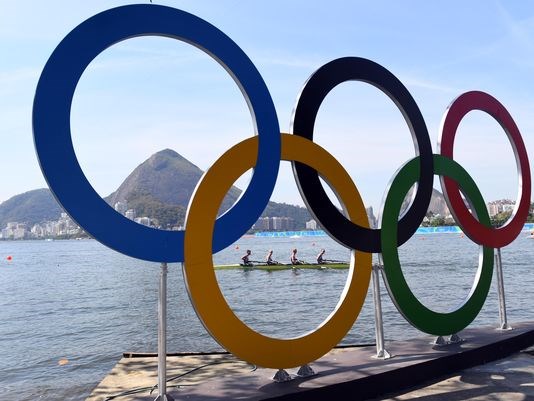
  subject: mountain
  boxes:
[0,150,312,231]
[401,187,450,217]
[104,148,314,229]
[428,188,450,216]
[107,148,241,209]
[105,148,243,228]
[0,149,455,231]
[0,188,62,228]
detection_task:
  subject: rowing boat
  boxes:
[214,262,349,271]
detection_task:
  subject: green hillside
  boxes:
[105,149,311,229]
[0,188,62,228]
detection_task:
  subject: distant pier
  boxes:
[253,223,534,238]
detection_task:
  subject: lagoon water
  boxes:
[1,232,533,400]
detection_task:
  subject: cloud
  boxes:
[402,76,460,94]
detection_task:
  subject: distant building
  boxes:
[270,217,295,231]
[1,226,13,239]
[487,199,515,217]
[135,216,151,226]
[2,222,27,239]
[114,201,128,214]
[253,217,270,231]
[125,209,136,220]
[271,217,282,230]
[1,212,83,240]
[2,222,19,239]
[31,224,44,238]
[487,203,500,217]
[14,224,27,240]
[283,217,296,230]
[306,219,317,230]
[502,204,515,213]
[54,213,79,236]
[252,216,296,231]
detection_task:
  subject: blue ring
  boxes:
[32,5,280,262]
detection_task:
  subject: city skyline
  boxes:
[1,1,533,211]
[0,195,522,240]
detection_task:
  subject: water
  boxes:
[1,233,533,400]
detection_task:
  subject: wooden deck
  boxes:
[86,322,534,401]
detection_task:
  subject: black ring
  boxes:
[291,57,433,253]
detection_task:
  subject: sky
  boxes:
[1,0,533,213]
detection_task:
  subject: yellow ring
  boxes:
[183,133,372,368]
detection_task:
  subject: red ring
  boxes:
[439,91,531,248]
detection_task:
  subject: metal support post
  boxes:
[154,263,174,401]
[372,257,392,359]
[495,249,512,330]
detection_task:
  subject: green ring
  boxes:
[380,154,493,335]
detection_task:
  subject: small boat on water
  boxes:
[214,262,349,271]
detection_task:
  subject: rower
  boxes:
[241,250,253,267]
[266,250,278,265]
[317,249,326,264]
[290,248,302,265]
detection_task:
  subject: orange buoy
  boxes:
[6,255,12,261]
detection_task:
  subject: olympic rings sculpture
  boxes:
[33,5,531,369]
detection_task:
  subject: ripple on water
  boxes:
[1,234,533,400]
